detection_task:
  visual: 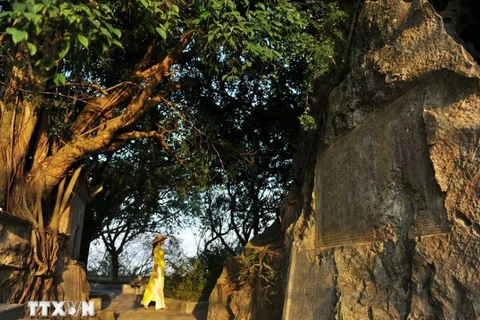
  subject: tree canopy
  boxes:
[0,0,345,303]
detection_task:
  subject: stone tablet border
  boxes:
[315,93,448,248]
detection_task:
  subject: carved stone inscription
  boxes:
[315,95,448,248]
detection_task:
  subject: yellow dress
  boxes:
[141,245,166,309]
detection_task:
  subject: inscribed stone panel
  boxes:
[315,95,448,248]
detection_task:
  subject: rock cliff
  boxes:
[284,0,480,319]
[209,0,480,319]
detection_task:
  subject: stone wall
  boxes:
[0,178,90,303]
[283,0,480,319]
[59,179,89,261]
[56,258,90,302]
[0,213,31,302]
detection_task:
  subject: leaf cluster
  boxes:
[237,248,282,299]
[0,0,121,84]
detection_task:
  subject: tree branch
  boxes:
[227,181,245,245]
[115,130,185,166]
[133,38,160,76]
[31,30,194,194]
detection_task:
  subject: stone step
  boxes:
[108,294,207,314]
[0,303,24,320]
[98,294,207,320]
[122,283,144,295]
[164,298,208,313]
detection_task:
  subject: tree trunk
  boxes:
[250,180,260,237]
[0,62,65,303]
[110,250,120,281]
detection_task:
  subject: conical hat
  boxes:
[152,234,167,244]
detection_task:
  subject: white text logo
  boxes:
[27,301,95,317]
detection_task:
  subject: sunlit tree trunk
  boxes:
[0,48,66,302]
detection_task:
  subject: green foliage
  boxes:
[172,53,308,252]
[0,0,121,79]
[1,0,345,85]
[134,0,181,39]
[193,0,307,79]
[237,248,283,302]
[238,251,271,287]
[5,27,28,44]
[299,1,347,78]
[165,256,208,301]
[299,107,317,131]
[165,244,231,301]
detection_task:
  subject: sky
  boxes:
[177,227,200,256]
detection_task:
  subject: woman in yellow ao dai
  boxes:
[141,234,168,310]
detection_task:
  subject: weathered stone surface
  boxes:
[283,0,480,319]
[207,229,286,320]
[208,267,236,320]
[282,246,337,320]
[56,259,90,301]
[0,213,31,269]
[0,213,31,302]
[316,91,448,247]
